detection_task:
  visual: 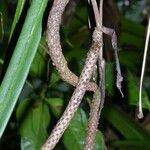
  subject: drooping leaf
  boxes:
[0,0,48,138]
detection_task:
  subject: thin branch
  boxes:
[91,0,101,27]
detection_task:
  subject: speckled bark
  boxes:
[42,0,123,149]
[46,0,97,92]
[42,0,102,149]
[42,28,102,150]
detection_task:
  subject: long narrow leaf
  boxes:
[103,106,150,140]
[9,0,27,42]
[0,0,48,138]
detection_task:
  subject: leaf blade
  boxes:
[63,109,105,150]
[9,0,27,42]
[0,0,48,138]
[103,106,150,140]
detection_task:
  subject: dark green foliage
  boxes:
[0,0,150,150]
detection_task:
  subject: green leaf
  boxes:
[0,0,48,138]
[95,131,105,150]
[30,37,48,78]
[103,106,150,140]
[16,98,31,121]
[127,71,150,110]
[111,140,150,150]
[9,0,27,42]
[46,98,64,118]
[17,99,50,150]
[63,109,105,150]
[0,0,9,32]
[119,32,144,49]
[49,71,60,87]
[121,17,145,37]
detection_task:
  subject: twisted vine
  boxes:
[42,0,123,149]
[84,0,105,149]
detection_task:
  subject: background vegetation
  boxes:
[0,0,150,149]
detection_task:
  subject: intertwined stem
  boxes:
[41,0,103,149]
[42,27,102,149]
[42,0,123,149]
[84,0,105,149]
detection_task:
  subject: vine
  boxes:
[42,0,123,149]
